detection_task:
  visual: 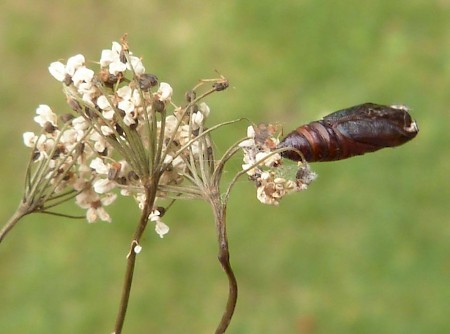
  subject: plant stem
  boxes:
[212,201,238,334]
[113,178,157,334]
[0,203,31,244]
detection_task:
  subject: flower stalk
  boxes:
[0,203,30,243]
[2,35,317,333]
[113,178,158,334]
[211,200,238,334]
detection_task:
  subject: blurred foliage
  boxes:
[1,0,449,333]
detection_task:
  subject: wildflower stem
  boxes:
[0,203,31,244]
[154,109,167,169]
[211,201,238,334]
[113,177,157,334]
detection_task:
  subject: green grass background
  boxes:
[1,1,449,333]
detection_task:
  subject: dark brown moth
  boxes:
[278,103,419,162]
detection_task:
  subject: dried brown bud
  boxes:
[100,69,120,87]
[152,100,165,113]
[213,79,229,91]
[185,90,196,102]
[139,74,158,90]
[59,113,75,124]
[67,98,82,113]
[63,74,73,86]
[127,170,139,181]
[115,124,125,136]
[32,150,40,161]
[107,162,122,180]
[43,121,57,133]
[156,206,166,217]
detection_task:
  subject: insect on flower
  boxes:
[278,103,419,162]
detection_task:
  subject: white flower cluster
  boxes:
[239,124,317,205]
[23,39,217,238]
[23,103,116,223]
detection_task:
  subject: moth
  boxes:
[278,103,419,162]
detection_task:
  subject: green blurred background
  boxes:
[1,1,449,333]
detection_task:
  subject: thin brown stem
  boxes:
[113,178,157,334]
[0,203,31,244]
[212,201,238,334]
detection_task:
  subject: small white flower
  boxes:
[48,54,86,83]
[78,82,97,102]
[86,207,99,223]
[65,54,85,76]
[72,67,94,87]
[123,111,136,126]
[111,41,122,54]
[116,87,140,126]
[86,206,111,223]
[172,156,186,170]
[238,138,256,148]
[97,95,111,110]
[60,128,78,146]
[128,56,145,76]
[109,62,127,75]
[97,95,115,119]
[90,157,109,174]
[93,178,116,194]
[98,108,115,121]
[260,171,271,181]
[34,104,57,127]
[189,141,200,155]
[178,125,191,145]
[101,192,117,206]
[48,62,66,81]
[255,152,281,167]
[162,115,178,137]
[198,102,210,118]
[95,206,112,222]
[101,125,114,136]
[247,125,255,138]
[191,111,204,130]
[157,82,173,101]
[72,116,89,131]
[76,188,115,223]
[256,185,279,206]
[149,209,161,221]
[100,49,116,67]
[117,86,132,99]
[163,155,174,164]
[34,134,55,153]
[89,132,108,153]
[131,89,141,106]
[135,193,147,211]
[23,132,37,147]
[118,99,135,114]
[155,220,170,238]
[148,209,170,238]
[100,42,128,75]
[242,163,258,176]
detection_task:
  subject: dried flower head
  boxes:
[8,35,315,244]
[240,123,317,205]
[1,35,324,334]
[15,36,234,239]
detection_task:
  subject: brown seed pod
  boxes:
[278,103,419,162]
[107,162,122,181]
[139,73,158,90]
[212,77,229,91]
[59,113,75,124]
